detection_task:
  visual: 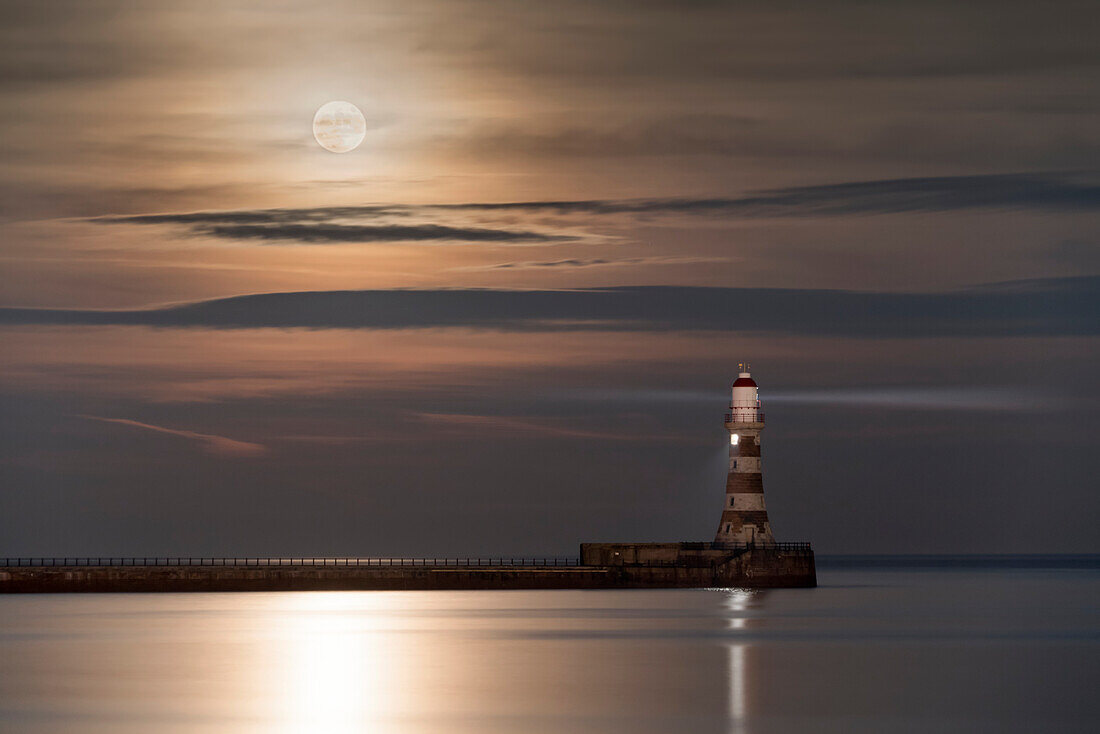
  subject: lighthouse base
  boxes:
[579,542,816,588]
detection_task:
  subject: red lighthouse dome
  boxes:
[729,365,762,423]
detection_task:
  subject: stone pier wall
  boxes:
[0,546,815,592]
[579,543,816,588]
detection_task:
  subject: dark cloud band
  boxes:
[92,214,569,244]
[2,276,1095,337]
[91,173,1100,245]
[436,172,1100,217]
[188,223,571,244]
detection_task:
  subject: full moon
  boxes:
[312,101,366,153]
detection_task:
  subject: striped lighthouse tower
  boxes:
[715,364,775,545]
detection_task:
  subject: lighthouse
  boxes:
[715,364,775,545]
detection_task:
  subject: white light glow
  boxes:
[272,593,403,734]
[313,101,366,153]
[725,590,754,725]
[730,434,739,445]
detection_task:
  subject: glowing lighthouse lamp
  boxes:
[715,363,775,546]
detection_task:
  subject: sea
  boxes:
[0,557,1097,734]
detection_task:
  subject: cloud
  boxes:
[444,114,770,159]
[492,258,615,269]
[4,275,1096,337]
[193,223,572,244]
[483,256,729,270]
[94,207,398,226]
[91,173,1100,241]
[94,206,404,226]
[435,172,1100,217]
[410,412,692,443]
[76,415,267,457]
[92,214,571,245]
[1045,239,1100,270]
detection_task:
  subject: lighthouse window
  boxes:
[729,497,735,507]
[733,461,738,469]
[725,524,731,533]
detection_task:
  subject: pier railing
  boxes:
[685,542,812,552]
[0,557,582,568]
[1,544,812,569]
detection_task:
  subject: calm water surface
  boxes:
[1,564,1097,733]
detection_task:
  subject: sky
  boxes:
[0,0,1097,556]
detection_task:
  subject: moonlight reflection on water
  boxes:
[0,568,1097,733]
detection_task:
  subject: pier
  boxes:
[0,543,815,592]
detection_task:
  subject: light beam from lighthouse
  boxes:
[715,364,775,545]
